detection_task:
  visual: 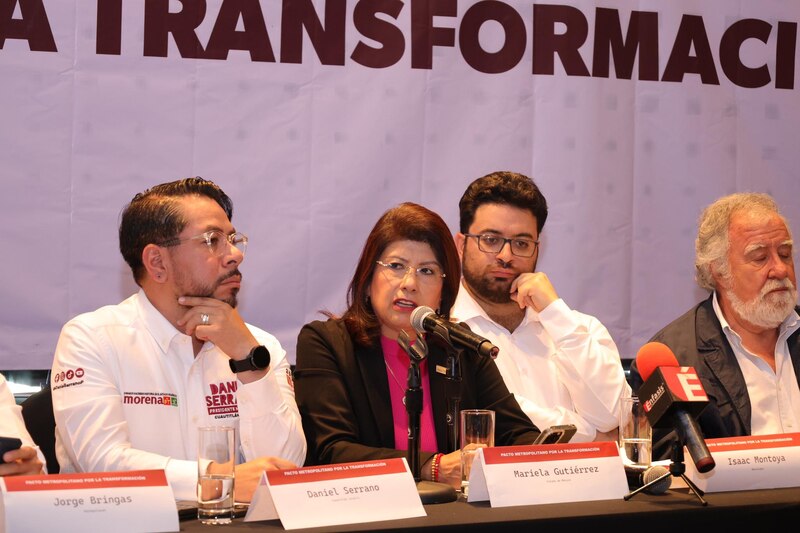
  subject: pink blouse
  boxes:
[381,335,438,453]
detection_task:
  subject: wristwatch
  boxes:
[229,345,271,373]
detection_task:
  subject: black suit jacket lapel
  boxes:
[426,340,462,454]
[788,307,800,387]
[696,296,750,432]
[355,340,395,448]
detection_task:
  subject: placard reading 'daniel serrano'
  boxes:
[245,458,425,529]
[685,432,800,493]
[468,442,629,507]
[0,470,178,533]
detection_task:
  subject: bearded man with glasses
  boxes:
[51,177,306,502]
[452,171,629,443]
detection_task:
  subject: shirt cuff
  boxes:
[537,298,579,341]
[236,365,287,412]
[165,457,199,501]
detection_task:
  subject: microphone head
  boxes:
[624,464,671,495]
[636,341,679,381]
[641,465,671,494]
[410,306,435,334]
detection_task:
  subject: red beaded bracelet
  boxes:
[431,453,444,483]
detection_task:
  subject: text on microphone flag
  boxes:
[663,367,708,402]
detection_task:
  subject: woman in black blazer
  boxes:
[294,202,541,489]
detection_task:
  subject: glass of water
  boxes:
[459,409,495,497]
[619,395,652,466]
[197,426,235,525]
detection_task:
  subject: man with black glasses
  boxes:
[451,171,629,442]
[51,177,305,502]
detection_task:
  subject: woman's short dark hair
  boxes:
[342,202,461,347]
[459,171,548,234]
[119,177,233,285]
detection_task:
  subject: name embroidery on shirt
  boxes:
[206,380,239,418]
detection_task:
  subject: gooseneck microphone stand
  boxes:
[398,331,457,504]
[624,441,707,505]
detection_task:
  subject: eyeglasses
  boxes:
[160,230,248,256]
[375,260,446,285]
[464,233,539,257]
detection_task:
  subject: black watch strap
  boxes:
[229,345,271,373]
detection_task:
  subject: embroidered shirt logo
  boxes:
[206,380,239,418]
[51,367,86,391]
[122,392,178,407]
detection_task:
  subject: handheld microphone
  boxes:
[636,342,716,473]
[410,306,499,359]
[624,464,671,495]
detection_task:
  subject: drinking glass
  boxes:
[619,395,652,466]
[197,426,235,525]
[459,409,495,496]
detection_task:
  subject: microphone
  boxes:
[636,342,716,473]
[624,464,671,495]
[410,306,499,359]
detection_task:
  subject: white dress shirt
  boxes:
[51,290,306,500]
[713,292,800,435]
[0,373,47,472]
[452,282,630,442]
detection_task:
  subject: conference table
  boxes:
[178,486,800,532]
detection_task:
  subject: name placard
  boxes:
[685,432,800,492]
[468,441,629,507]
[0,469,178,533]
[245,458,425,529]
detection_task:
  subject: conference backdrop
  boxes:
[1,0,799,370]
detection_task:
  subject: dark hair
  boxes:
[458,171,548,234]
[119,177,233,285]
[342,202,461,347]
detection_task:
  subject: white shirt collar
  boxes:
[134,289,196,355]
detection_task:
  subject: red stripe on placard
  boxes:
[705,432,800,452]
[2,470,168,492]
[482,442,619,464]
[266,458,407,485]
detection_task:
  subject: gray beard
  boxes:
[726,279,797,329]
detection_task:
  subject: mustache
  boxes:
[496,258,514,270]
[218,269,242,284]
[762,278,795,295]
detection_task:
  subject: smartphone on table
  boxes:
[533,424,578,445]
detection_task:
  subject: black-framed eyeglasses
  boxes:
[464,233,539,258]
[159,230,248,256]
[375,260,446,285]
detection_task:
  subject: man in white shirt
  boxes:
[629,192,800,460]
[0,373,45,476]
[451,171,630,442]
[51,177,306,501]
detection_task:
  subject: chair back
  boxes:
[20,386,59,474]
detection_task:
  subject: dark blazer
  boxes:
[629,294,800,460]
[294,319,541,466]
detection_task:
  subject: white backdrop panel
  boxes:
[1,0,798,369]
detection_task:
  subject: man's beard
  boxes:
[726,278,797,329]
[462,256,526,304]
[178,269,241,308]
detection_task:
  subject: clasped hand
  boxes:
[177,296,258,362]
